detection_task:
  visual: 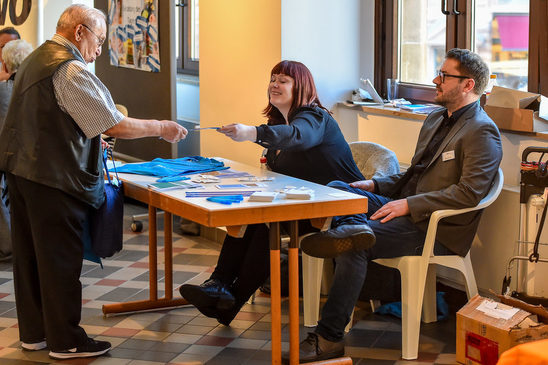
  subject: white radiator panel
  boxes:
[519,195,548,297]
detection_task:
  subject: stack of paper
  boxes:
[148,181,202,191]
[285,189,314,200]
[248,191,278,202]
[399,104,439,114]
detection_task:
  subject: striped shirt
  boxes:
[51,34,124,138]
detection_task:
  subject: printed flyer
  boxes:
[108,0,160,72]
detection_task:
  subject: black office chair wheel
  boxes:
[131,221,143,232]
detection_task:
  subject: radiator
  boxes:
[517,194,548,298]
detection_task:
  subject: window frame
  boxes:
[375,0,544,102]
[176,0,199,75]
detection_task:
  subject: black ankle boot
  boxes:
[179,279,236,311]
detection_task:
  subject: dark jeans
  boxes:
[315,181,453,342]
[7,174,89,350]
[211,221,317,308]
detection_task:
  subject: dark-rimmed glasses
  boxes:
[81,24,105,47]
[436,70,471,83]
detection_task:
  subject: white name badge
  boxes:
[442,150,455,161]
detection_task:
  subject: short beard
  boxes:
[435,86,461,110]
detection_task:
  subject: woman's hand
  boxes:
[218,123,257,142]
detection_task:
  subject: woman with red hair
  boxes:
[180,60,364,325]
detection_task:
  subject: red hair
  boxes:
[263,60,329,125]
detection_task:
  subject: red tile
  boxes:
[82,299,91,305]
[95,279,126,286]
[101,327,140,337]
[195,335,234,347]
[130,262,150,268]
[0,293,9,299]
[234,311,265,321]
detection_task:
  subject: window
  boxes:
[375,0,544,102]
[473,0,529,90]
[176,0,199,75]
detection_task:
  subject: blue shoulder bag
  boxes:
[89,148,124,258]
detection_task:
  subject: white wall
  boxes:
[41,0,94,43]
[281,0,374,110]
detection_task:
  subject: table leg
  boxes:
[102,206,188,315]
[164,212,173,299]
[269,222,282,365]
[288,221,300,364]
[149,206,158,301]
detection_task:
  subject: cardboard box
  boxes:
[484,86,548,133]
[456,295,548,365]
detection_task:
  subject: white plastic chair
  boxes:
[373,168,503,360]
[302,142,400,327]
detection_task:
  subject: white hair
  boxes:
[2,39,33,74]
[56,4,106,32]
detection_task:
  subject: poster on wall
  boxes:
[107,0,160,72]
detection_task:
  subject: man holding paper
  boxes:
[0,4,186,360]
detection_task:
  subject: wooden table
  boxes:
[102,159,365,365]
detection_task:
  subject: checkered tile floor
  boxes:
[0,202,459,364]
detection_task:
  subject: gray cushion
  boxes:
[349,141,399,179]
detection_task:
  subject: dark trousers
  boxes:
[211,221,317,307]
[211,223,271,307]
[7,174,89,350]
[315,181,453,342]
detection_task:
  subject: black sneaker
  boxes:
[49,338,111,360]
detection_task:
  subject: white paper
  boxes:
[248,191,278,202]
[476,299,520,320]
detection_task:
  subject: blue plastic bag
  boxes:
[375,292,448,321]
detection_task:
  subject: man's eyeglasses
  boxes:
[81,24,105,47]
[436,70,471,83]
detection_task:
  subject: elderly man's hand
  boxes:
[349,180,375,192]
[370,199,410,223]
[160,121,188,143]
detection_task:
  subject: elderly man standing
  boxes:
[0,4,187,360]
[294,48,503,363]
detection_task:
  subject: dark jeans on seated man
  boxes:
[312,180,454,342]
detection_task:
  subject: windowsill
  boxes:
[176,73,199,85]
[500,129,548,141]
[339,102,427,121]
[341,101,548,141]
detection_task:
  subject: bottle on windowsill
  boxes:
[485,74,498,99]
